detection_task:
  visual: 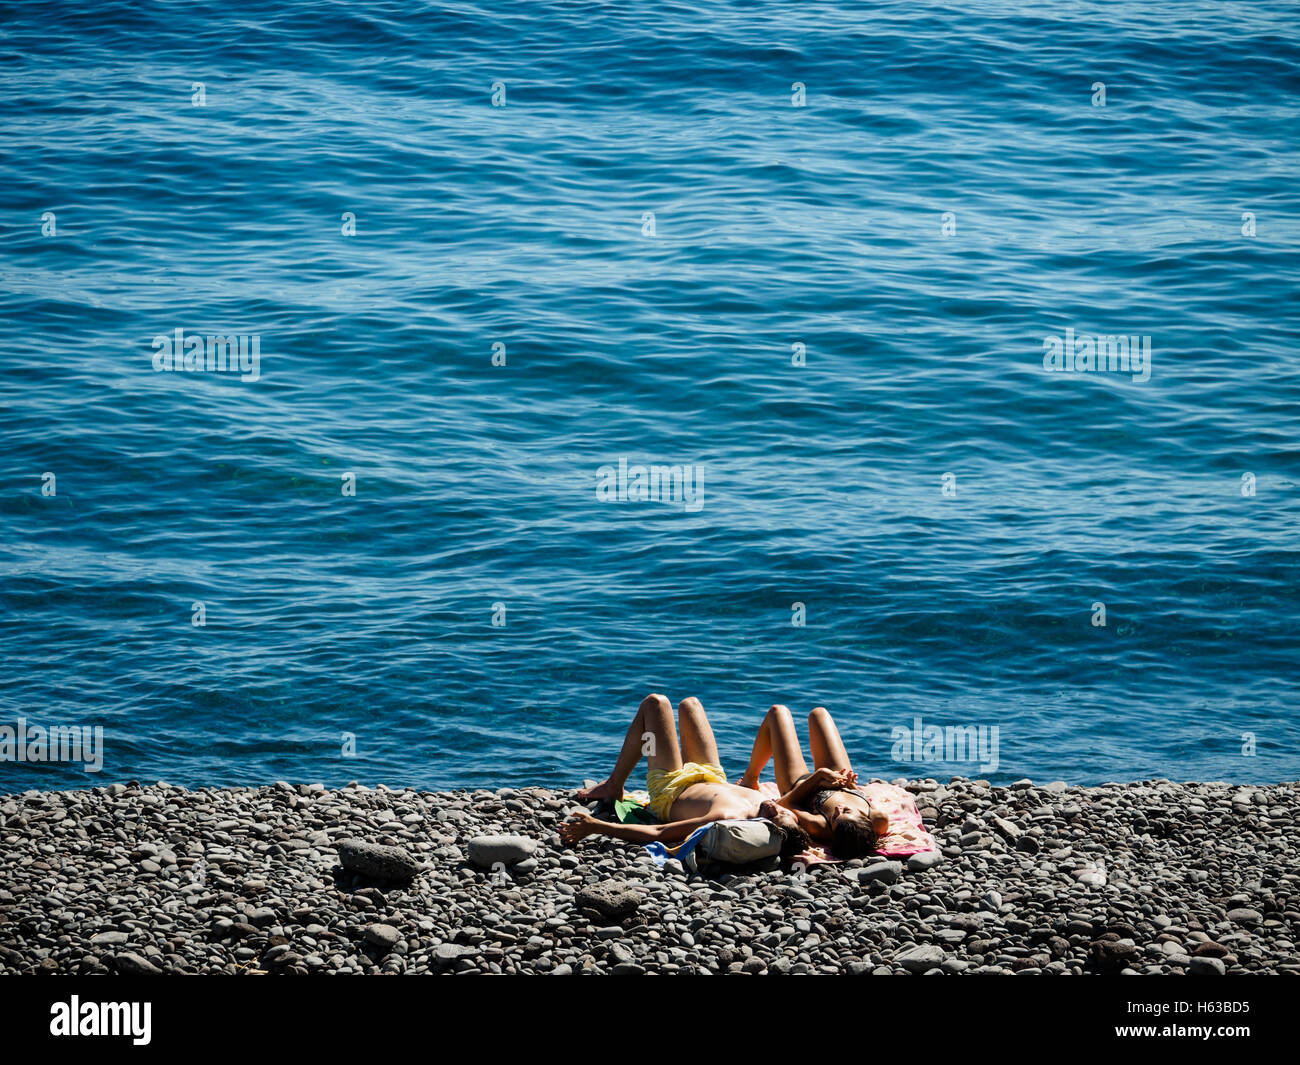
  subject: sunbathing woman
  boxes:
[559,693,810,857]
[738,704,889,859]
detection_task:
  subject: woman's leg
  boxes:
[739,704,809,793]
[677,697,721,767]
[577,693,682,801]
[809,707,886,835]
[808,706,853,771]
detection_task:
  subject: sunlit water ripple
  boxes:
[1,0,1298,791]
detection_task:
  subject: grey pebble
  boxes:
[906,850,944,872]
[467,834,537,868]
[0,778,1293,977]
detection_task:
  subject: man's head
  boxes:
[759,800,813,859]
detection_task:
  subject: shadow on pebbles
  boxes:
[1,778,1297,975]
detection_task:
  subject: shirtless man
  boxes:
[559,693,810,856]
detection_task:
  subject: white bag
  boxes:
[685,819,783,872]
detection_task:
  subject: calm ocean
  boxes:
[2,0,1298,791]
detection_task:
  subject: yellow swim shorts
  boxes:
[645,761,728,822]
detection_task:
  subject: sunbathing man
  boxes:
[738,704,889,859]
[559,693,811,857]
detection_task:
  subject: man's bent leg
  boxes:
[577,693,682,802]
[677,696,721,768]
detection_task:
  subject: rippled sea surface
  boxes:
[2,0,1298,791]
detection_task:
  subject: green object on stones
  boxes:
[614,798,657,824]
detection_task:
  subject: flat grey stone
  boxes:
[906,850,944,872]
[467,834,537,868]
[858,861,903,885]
[364,923,401,951]
[991,816,1021,840]
[897,944,945,974]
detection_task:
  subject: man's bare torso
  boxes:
[668,781,762,821]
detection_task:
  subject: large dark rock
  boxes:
[336,839,419,882]
[575,882,641,922]
[1089,937,1139,973]
[115,952,164,976]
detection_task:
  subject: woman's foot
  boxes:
[576,778,622,803]
[737,773,760,791]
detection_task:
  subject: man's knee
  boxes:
[678,696,703,715]
[641,692,673,718]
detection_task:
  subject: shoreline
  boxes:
[2,778,1297,975]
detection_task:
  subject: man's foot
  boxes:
[558,810,600,846]
[576,778,622,803]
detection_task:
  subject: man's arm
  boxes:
[559,809,717,847]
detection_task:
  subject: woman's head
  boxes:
[824,792,878,859]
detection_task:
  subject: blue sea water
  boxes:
[1,0,1298,793]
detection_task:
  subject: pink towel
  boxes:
[753,779,937,863]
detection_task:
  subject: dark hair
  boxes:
[776,823,813,860]
[830,815,876,860]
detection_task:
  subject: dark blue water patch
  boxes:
[2,0,1298,793]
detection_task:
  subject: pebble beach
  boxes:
[2,779,1297,976]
